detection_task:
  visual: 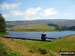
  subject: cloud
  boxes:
[25,7,42,16]
[2,7,58,20]
[4,7,42,17]
[10,11,23,16]
[63,13,70,16]
[40,8,58,17]
[23,7,42,20]
[0,2,21,10]
[3,14,10,18]
[3,10,23,19]
[23,17,41,20]
[2,7,42,20]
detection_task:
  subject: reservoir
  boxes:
[6,31,75,41]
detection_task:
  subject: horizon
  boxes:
[6,19,75,21]
[0,0,75,21]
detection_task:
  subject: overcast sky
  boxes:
[0,0,75,21]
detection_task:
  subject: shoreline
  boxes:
[1,34,75,42]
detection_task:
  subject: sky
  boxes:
[0,0,75,21]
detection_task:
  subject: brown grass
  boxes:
[0,37,49,56]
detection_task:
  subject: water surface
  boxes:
[6,31,75,41]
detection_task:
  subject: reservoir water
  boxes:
[6,31,75,41]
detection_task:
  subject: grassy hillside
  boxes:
[0,42,21,56]
[6,19,75,26]
[7,24,56,31]
[0,35,75,56]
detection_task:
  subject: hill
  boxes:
[7,24,56,31]
[0,35,75,56]
[6,19,75,27]
[6,19,75,31]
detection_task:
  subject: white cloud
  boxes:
[23,7,42,20]
[23,17,41,20]
[10,11,23,16]
[2,8,41,20]
[63,13,70,16]
[3,10,23,19]
[2,7,58,20]
[40,8,58,17]
[3,14,10,18]
[0,2,21,10]
[25,7,42,16]
[4,7,42,17]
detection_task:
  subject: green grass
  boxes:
[0,32,8,37]
[7,24,56,31]
[0,35,75,56]
[0,32,22,56]
[0,40,22,56]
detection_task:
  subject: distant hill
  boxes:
[6,19,75,27]
[6,24,56,31]
[6,19,75,31]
